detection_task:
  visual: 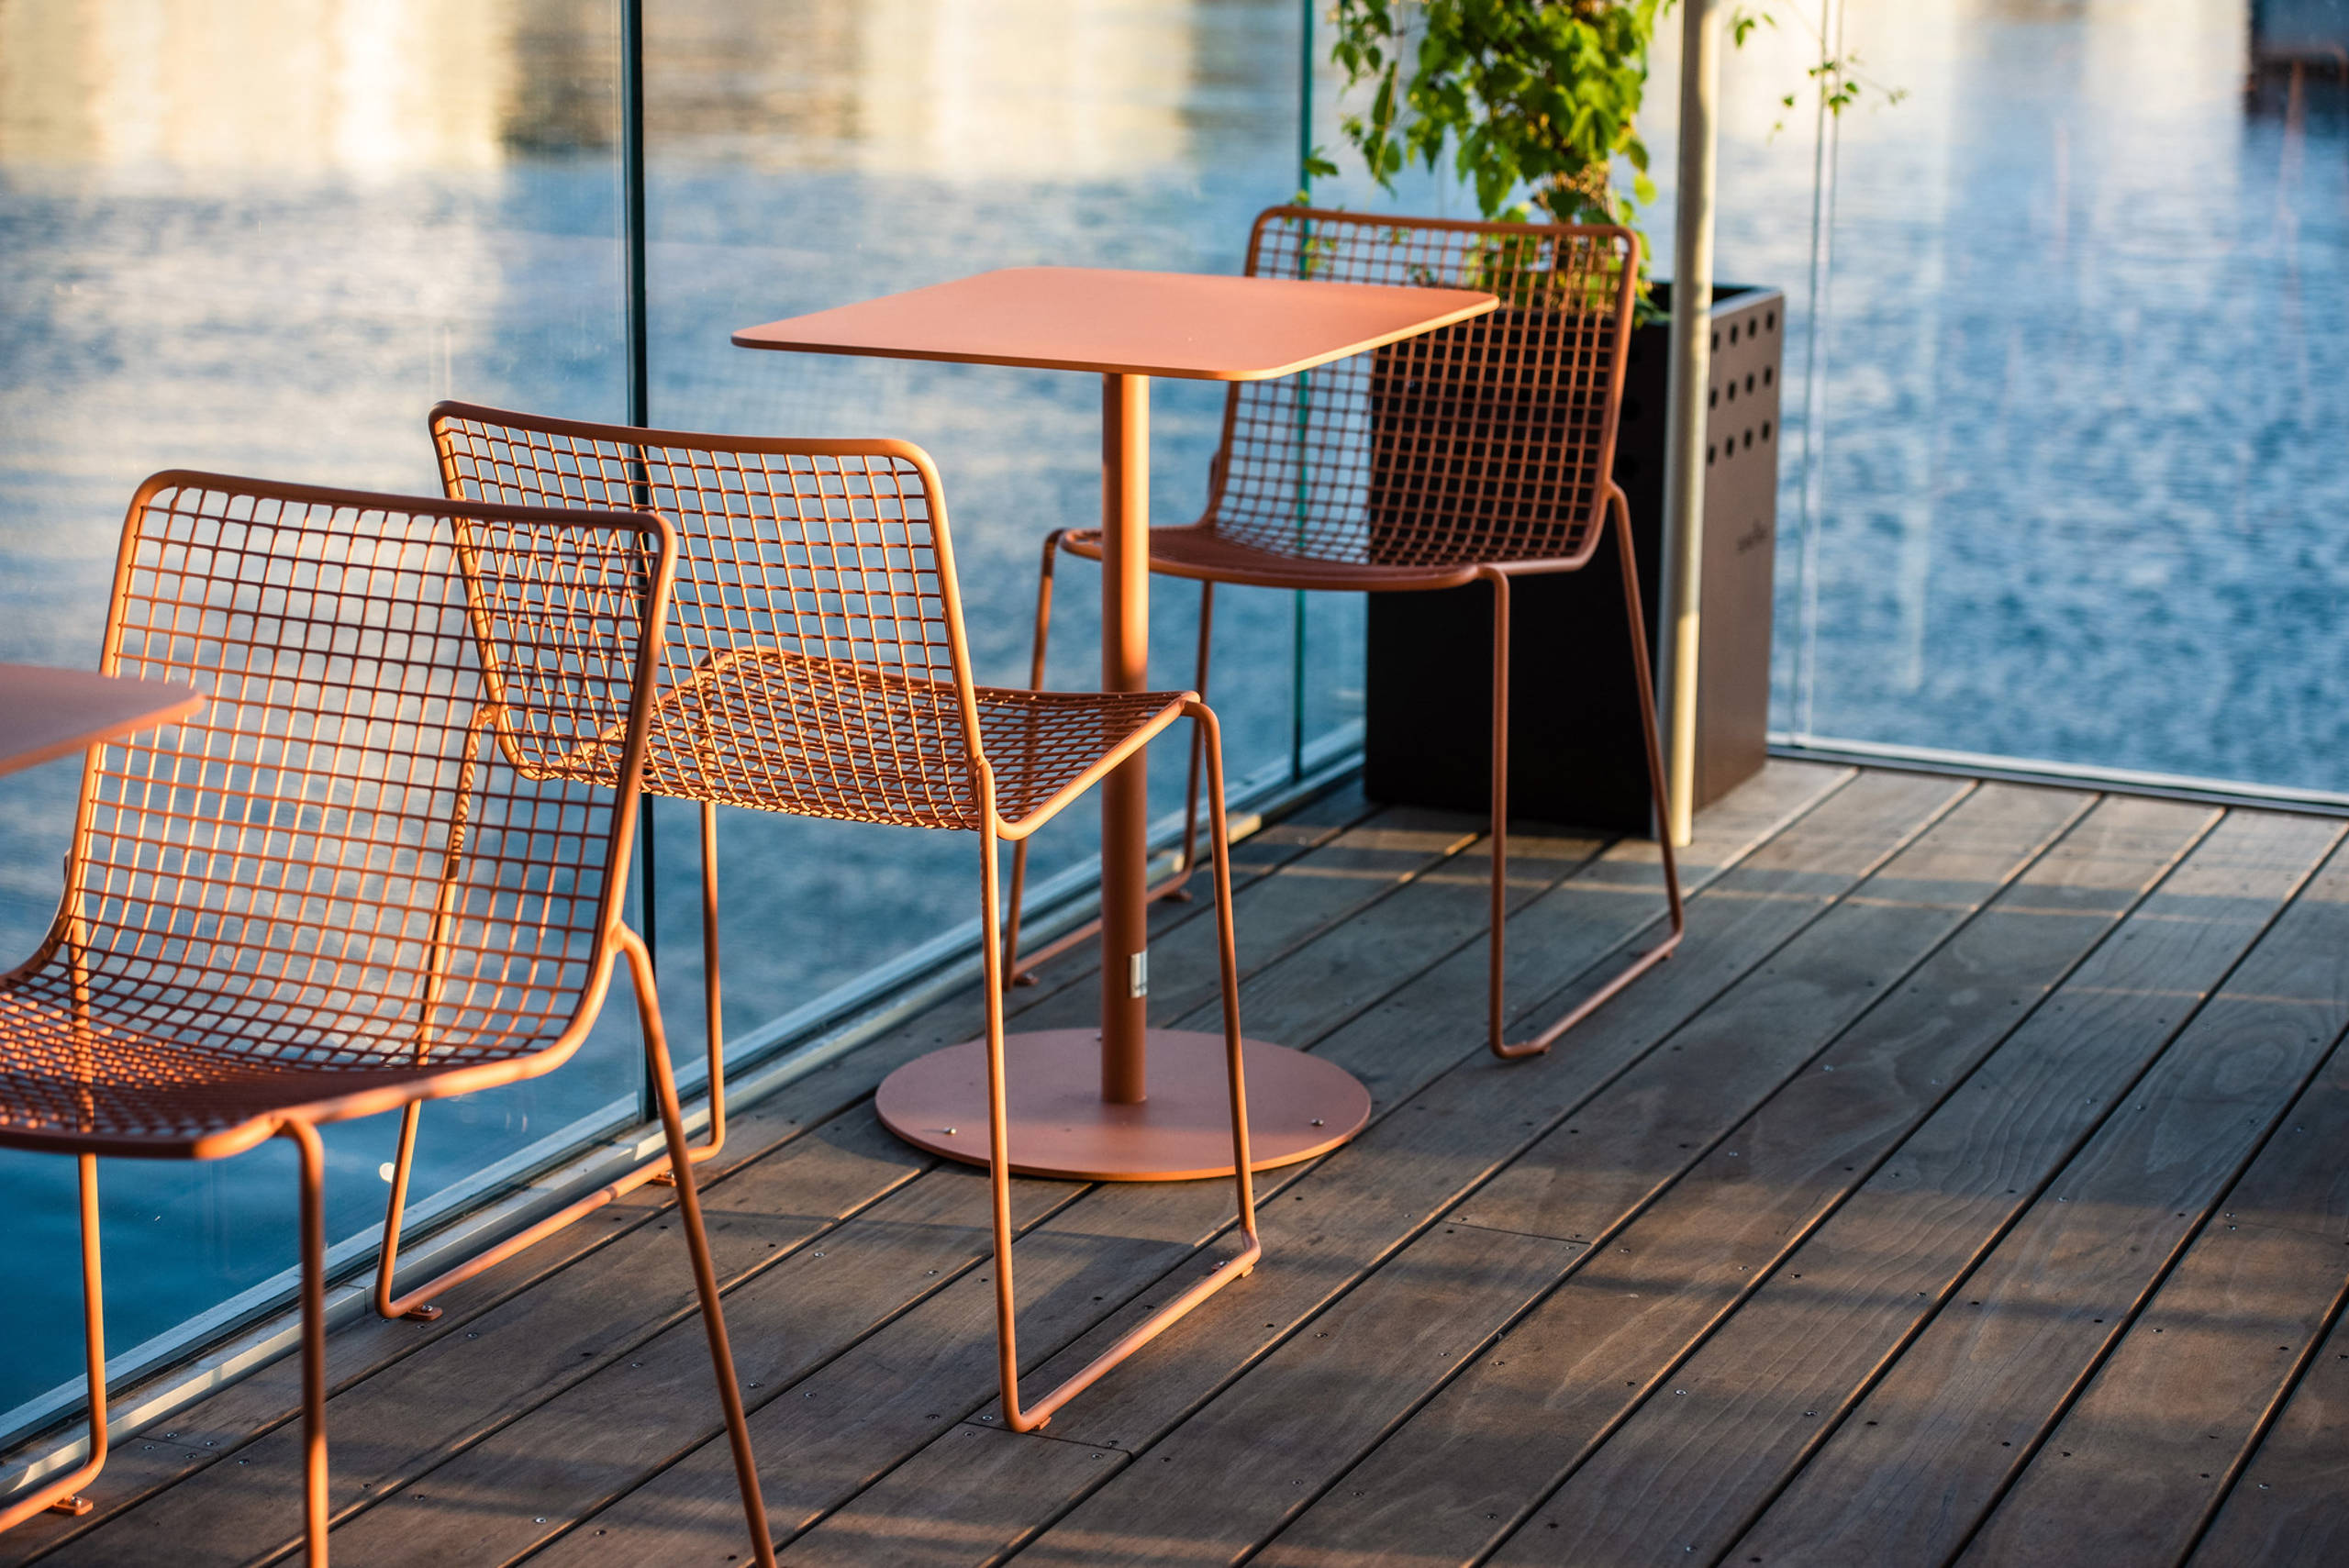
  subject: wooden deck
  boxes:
[11,761,2349,1567]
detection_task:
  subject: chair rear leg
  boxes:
[653,799,730,1186]
[0,1153,108,1532]
[1006,572,1217,988]
[618,924,776,1567]
[1003,530,1065,989]
[1493,489,1686,1058]
[279,1120,329,1565]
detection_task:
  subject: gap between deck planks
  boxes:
[1719,808,2343,1568]
[985,778,2080,1568]
[3,783,1381,1566]
[490,762,1865,1564]
[291,795,1548,1567]
[1252,792,2221,1568]
[21,763,1824,1565]
[662,767,1951,1567]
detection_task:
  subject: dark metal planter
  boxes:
[1364,281,1785,833]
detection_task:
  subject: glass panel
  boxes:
[638,0,1313,1045]
[0,0,632,1419]
[1774,0,2349,792]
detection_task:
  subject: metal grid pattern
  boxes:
[433,408,1186,832]
[0,474,664,1152]
[1070,207,1638,580]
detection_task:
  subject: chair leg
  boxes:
[373,805,729,1318]
[1003,545,1214,990]
[985,708,1262,1435]
[617,923,776,1568]
[278,1119,330,1565]
[0,1153,108,1533]
[652,799,730,1187]
[1002,529,1065,990]
[1488,488,1687,1058]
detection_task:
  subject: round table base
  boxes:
[874,1028,1373,1182]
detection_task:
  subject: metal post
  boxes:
[1658,0,1720,848]
[1289,0,1315,782]
[619,0,657,1121]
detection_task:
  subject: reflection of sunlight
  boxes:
[2,0,508,172]
[6,0,1205,177]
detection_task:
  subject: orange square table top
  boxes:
[0,663,201,777]
[732,266,1497,382]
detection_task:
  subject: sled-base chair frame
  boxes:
[0,473,773,1565]
[428,406,1263,1432]
[1012,206,1684,1058]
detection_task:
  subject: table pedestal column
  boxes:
[874,377,1371,1182]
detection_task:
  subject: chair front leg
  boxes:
[985,711,1262,1436]
[616,924,776,1568]
[278,1119,330,1565]
[0,1153,108,1533]
[1490,488,1687,1058]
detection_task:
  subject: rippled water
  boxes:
[2,0,2345,1420]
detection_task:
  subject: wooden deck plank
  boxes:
[1011,803,1487,1040]
[1716,810,2345,1568]
[740,774,1961,1568]
[1465,798,2245,1567]
[1022,769,1963,1452]
[0,761,1847,1568]
[502,766,1895,1564]
[2188,1248,2349,1565]
[1965,918,2349,1563]
[1005,782,2069,1568]
[1009,1224,1584,1568]
[1248,785,2132,1568]
[0,783,1374,1565]
[33,1110,936,1568]
[315,1154,1089,1565]
[1453,782,2090,1243]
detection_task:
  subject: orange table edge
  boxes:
[736,266,1497,1180]
[0,664,203,778]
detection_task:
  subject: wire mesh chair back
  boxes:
[429,406,991,829]
[0,473,672,1154]
[1203,206,1639,573]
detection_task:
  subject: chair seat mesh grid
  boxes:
[434,414,1187,833]
[0,479,653,1149]
[642,650,1180,830]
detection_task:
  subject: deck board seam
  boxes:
[0,790,1386,1561]
[1948,1006,2349,1566]
[1687,808,2349,1568]
[953,777,1976,1561]
[631,770,1863,1560]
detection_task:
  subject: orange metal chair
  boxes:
[1010,206,1685,1058]
[0,473,774,1565]
[428,406,1260,1431]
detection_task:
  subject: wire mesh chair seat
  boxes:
[1050,520,1543,593]
[429,404,1261,1435]
[0,984,563,1158]
[1014,206,1685,1053]
[631,644,1189,833]
[0,473,774,1564]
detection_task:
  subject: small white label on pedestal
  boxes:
[1129,951,1149,998]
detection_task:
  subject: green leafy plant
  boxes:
[1324,1,1902,260]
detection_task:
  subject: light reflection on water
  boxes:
[4,0,2348,1421]
[0,0,1314,1418]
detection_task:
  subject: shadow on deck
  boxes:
[9,761,2349,1567]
